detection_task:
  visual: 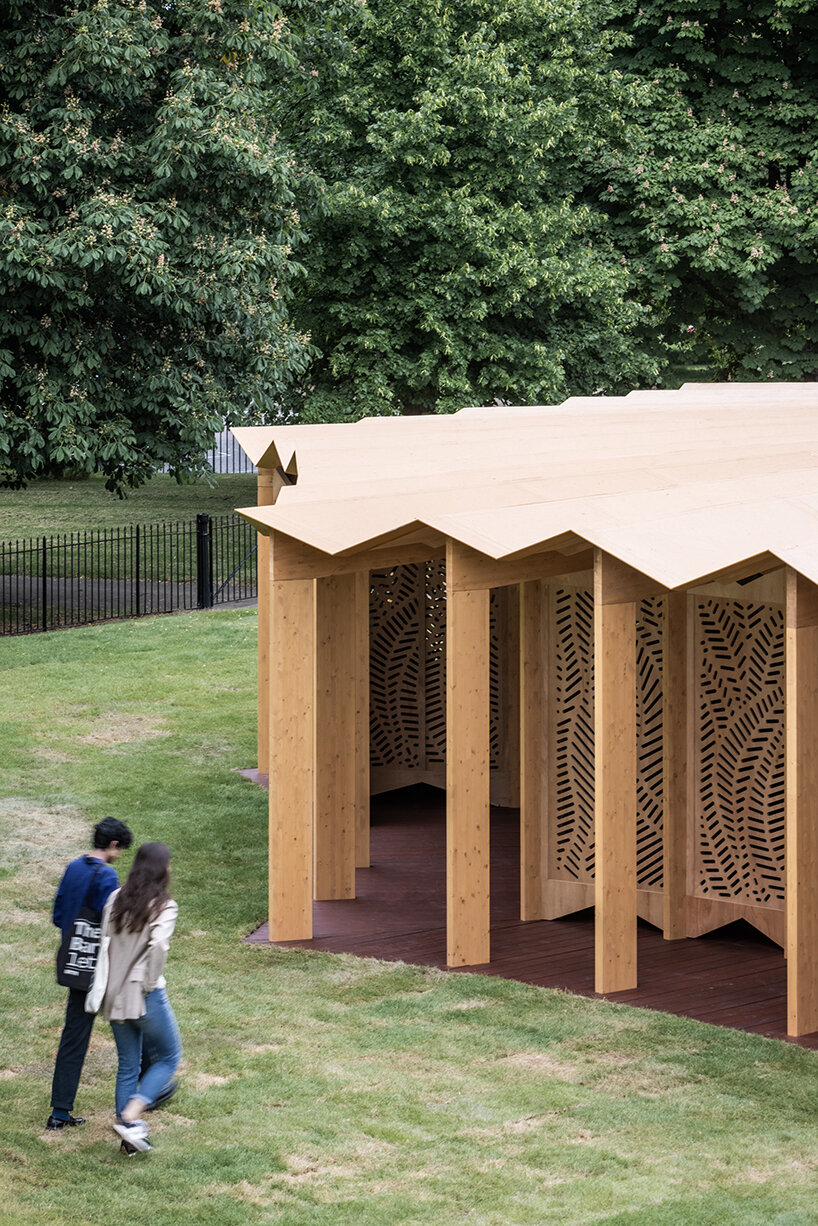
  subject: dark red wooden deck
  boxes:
[243,781,818,1049]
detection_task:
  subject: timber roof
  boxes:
[233,383,818,590]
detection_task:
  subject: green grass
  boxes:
[1,611,817,1225]
[0,473,258,540]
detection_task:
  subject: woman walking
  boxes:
[86,841,182,1154]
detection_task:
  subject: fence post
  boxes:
[42,536,48,633]
[196,514,213,609]
[135,524,141,618]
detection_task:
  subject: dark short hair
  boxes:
[93,817,133,850]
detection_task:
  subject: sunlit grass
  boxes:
[1,610,816,1225]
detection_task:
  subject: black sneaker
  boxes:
[46,1114,86,1130]
[120,1140,139,1157]
[145,1080,178,1112]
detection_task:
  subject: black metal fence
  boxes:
[159,428,256,475]
[207,428,257,475]
[0,513,257,635]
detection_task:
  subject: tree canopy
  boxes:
[3,0,815,488]
[606,0,818,380]
[0,0,314,491]
[280,0,659,421]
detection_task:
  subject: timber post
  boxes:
[662,589,690,940]
[520,579,548,921]
[785,568,818,1036]
[314,573,358,900]
[594,549,656,994]
[267,535,315,940]
[256,468,277,776]
[354,570,371,869]
[445,538,491,966]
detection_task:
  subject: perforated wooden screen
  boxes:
[693,598,785,907]
[368,565,786,935]
[549,588,664,892]
[369,562,513,796]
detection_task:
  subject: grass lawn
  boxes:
[1,610,816,1225]
[0,473,258,540]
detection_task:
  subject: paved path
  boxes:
[0,574,256,631]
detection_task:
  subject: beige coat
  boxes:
[86,890,177,1022]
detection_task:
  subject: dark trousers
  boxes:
[50,988,95,1112]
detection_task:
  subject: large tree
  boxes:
[0,0,314,491]
[605,0,818,380]
[280,0,660,421]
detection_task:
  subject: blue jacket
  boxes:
[52,855,120,942]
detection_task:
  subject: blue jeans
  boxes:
[110,988,182,1118]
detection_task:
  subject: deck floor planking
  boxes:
[242,781,818,1050]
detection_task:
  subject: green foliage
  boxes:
[281,0,660,420]
[606,1,818,380]
[0,0,315,492]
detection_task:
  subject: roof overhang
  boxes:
[233,384,818,589]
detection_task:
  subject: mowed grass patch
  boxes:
[1,610,817,1225]
[0,472,257,539]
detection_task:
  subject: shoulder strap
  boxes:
[80,860,102,912]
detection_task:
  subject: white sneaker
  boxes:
[113,1120,151,1152]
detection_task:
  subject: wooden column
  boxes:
[354,571,371,869]
[446,539,491,966]
[492,585,521,807]
[268,564,315,940]
[256,468,277,775]
[785,568,818,1036]
[594,550,647,993]
[506,585,521,807]
[313,574,358,900]
[662,590,689,940]
[520,580,548,920]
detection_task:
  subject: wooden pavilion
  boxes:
[233,383,818,1038]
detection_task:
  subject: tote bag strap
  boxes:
[79,860,102,915]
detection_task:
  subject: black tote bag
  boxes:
[56,863,102,991]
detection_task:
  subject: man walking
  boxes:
[46,817,133,1130]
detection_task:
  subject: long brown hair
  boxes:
[111,842,171,934]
